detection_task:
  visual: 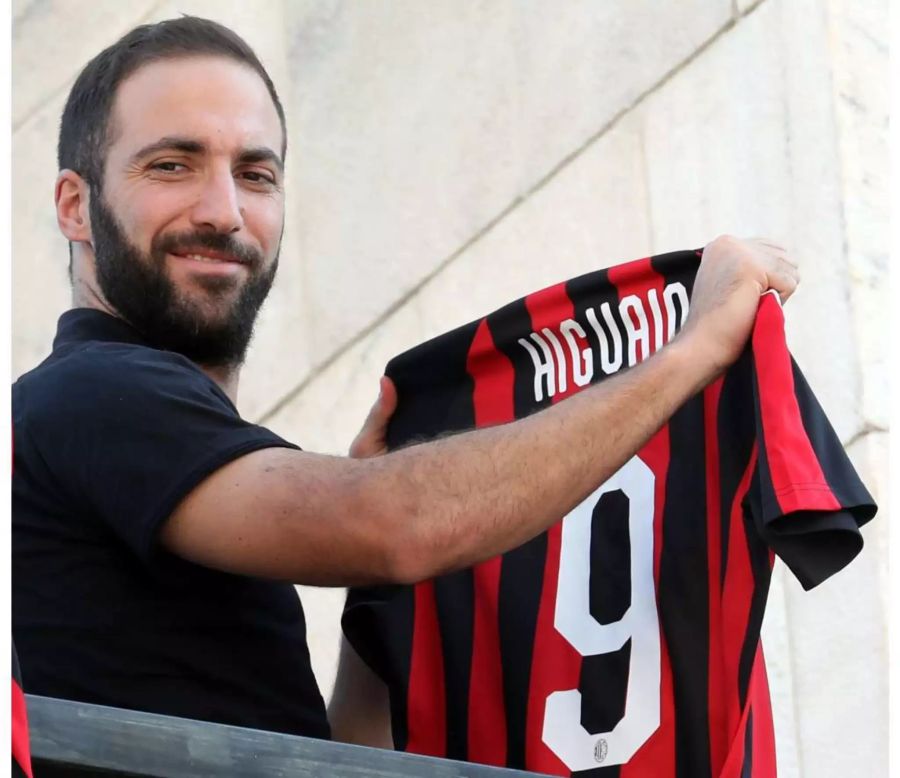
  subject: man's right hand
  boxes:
[680,235,800,377]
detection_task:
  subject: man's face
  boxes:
[89,56,286,366]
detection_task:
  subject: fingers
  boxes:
[768,266,799,303]
[763,253,800,304]
[747,238,800,301]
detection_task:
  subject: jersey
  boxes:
[343,249,876,777]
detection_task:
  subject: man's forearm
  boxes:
[355,333,717,583]
[162,237,798,586]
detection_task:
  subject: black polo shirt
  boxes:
[12,308,329,738]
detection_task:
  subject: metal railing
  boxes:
[25,694,548,777]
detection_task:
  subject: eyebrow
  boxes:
[130,136,284,173]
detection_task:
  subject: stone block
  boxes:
[12,92,71,380]
[779,430,887,778]
[142,0,289,89]
[296,584,347,701]
[760,564,801,778]
[12,0,159,129]
[637,0,863,442]
[264,113,651,447]
[825,0,890,431]
[283,0,731,375]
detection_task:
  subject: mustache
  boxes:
[152,231,264,267]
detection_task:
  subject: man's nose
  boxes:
[190,168,243,234]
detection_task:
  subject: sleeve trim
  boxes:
[139,433,300,564]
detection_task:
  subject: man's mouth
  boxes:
[171,249,246,265]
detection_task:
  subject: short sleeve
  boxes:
[22,345,298,565]
[747,293,877,590]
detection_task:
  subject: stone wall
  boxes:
[12,1,888,775]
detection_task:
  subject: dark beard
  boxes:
[89,192,278,367]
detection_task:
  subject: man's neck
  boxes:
[199,363,241,405]
[71,287,242,406]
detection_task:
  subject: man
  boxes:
[12,17,798,740]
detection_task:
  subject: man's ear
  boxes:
[55,170,92,244]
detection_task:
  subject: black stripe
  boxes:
[497,535,548,768]
[342,585,416,749]
[488,300,551,768]
[346,317,481,751]
[564,268,627,778]
[434,571,476,759]
[736,517,771,708]
[649,249,702,283]
[659,395,712,778]
[716,350,757,588]
[385,320,480,447]
[389,319,480,758]
[579,493,631,744]
[790,361,876,525]
[649,251,710,777]
[565,268,625,389]
[741,710,754,778]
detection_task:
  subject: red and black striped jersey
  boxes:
[343,249,876,778]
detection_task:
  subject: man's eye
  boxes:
[151,162,185,173]
[240,171,276,185]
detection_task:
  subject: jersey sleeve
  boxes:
[747,292,877,590]
[21,345,298,566]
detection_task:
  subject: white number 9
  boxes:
[542,456,660,770]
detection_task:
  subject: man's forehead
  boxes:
[108,56,283,156]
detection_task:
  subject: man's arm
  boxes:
[161,236,799,586]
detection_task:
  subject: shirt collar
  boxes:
[52,308,148,351]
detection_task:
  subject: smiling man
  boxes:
[12,17,800,739]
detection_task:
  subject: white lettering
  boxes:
[585,303,623,375]
[542,328,569,396]
[560,319,593,387]
[663,283,690,340]
[520,281,689,399]
[619,295,650,366]
[518,332,556,402]
[646,288,664,353]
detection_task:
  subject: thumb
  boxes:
[349,376,398,458]
[377,375,398,420]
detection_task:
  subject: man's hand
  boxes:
[681,235,800,376]
[349,376,398,459]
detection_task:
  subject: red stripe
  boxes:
[610,258,677,778]
[752,294,841,514]
[523,282,580,775]
[12,679,33,778]
[465,319,515,766]
[704,378,729,773]
[607,257,670,361]
[748,646,777,778]
[523,266,679,775]
[716,646,776,778]
[405,581,447,756]
[622,427,676,778]
[720,445,759,743]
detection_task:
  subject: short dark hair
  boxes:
[57,16,287,190]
